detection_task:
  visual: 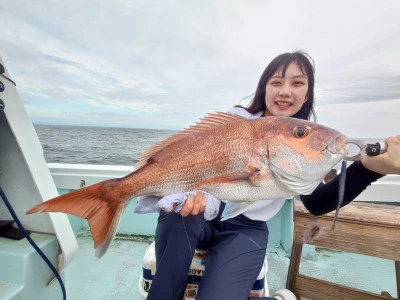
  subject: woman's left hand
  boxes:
[361,135,400,175]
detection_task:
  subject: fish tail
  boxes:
[27,177,134,258]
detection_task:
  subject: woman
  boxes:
[147,51,400,300]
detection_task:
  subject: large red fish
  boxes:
[28,113,348,258]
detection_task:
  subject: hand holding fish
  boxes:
[135,191,221,220]
[179,190,208,217]
[361,135,400,175]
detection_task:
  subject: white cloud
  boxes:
[0,0,399,132]
[317,99,400,138]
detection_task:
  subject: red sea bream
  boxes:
[28,113,348,258]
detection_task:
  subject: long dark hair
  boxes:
[239,51,316,121]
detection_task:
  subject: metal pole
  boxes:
[395,261,400,298]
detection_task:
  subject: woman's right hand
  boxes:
[179,190,208,217]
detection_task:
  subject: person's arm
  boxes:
[301,135,400,215]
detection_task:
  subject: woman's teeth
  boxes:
[276,101,291,106]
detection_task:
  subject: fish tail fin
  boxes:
[27,178,133,258]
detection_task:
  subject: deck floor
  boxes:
[65,234,398,299]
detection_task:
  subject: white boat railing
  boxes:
[48,163,134,190]
[48,163,400,203]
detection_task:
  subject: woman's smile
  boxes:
[275,101,293,108]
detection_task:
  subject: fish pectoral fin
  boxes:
[221,201,257,220]
[196,172,254,187]
[246,160,270,187]
[248,170,270,187]
[197,170,268,188]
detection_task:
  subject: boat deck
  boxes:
[65,233,398,300]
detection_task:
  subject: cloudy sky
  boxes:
[0,0,399,138]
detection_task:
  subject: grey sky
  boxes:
[0,0,399,137]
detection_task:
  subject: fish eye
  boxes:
[292,126,310,138]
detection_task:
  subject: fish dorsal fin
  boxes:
[134,112,246,170]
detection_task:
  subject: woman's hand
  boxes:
[361,135,400,175]
[180,190,208,217]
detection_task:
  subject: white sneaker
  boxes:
[272,289,297,300]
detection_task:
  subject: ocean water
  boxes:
[34,124,383,167]
[33,124,177,166]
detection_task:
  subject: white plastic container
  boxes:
[141,242,157,294]
[138,242,269,299]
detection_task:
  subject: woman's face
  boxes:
[264,62,309,117]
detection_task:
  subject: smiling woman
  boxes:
[141,50,400,300]
[265,63,309,117]
[243,51,316,122]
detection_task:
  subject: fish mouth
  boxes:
[326,134,348,156]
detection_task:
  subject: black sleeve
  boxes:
[299,161,384,216]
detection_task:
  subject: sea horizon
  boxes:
[34,123,177,166]
[33,123,384,168]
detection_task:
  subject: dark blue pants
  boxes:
[147,204,271,300]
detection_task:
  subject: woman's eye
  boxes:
[270,81,281,86]
[292,126,310,138]
[293,81,305,86]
